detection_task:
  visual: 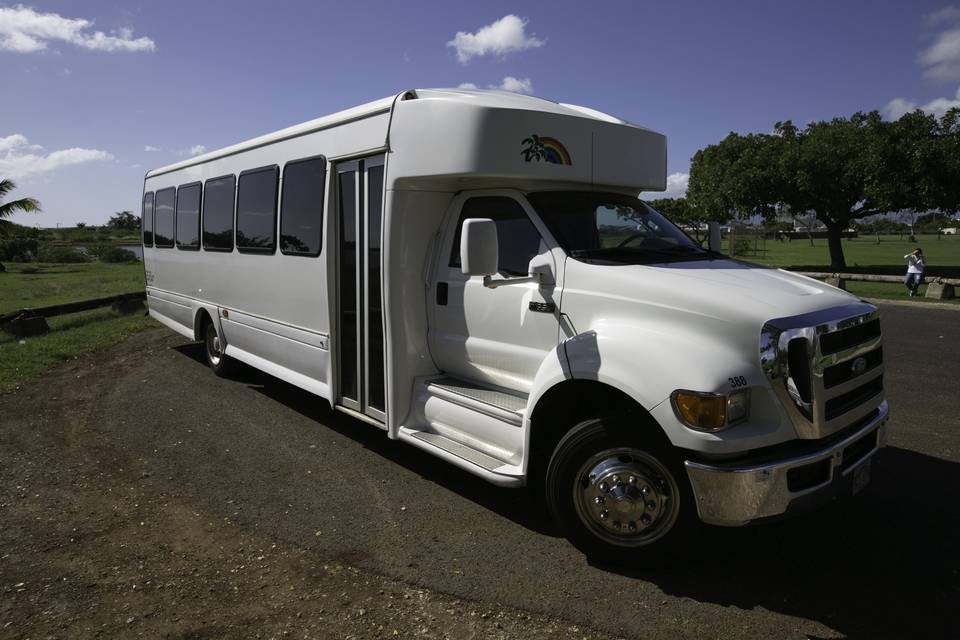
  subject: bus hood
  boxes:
[560,257,859,335]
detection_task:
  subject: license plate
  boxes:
[852,459,872,495]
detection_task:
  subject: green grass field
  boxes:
[0,262,145,314]
[0,307,157,393]
[723,233,960,270]
[0,262,156,393]
[722,233,960,304]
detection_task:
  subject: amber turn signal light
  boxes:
[672,390,727,431]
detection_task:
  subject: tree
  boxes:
[107,210,140,231]
[646,197,716,245]
[0,178,41,271]
[0,178,41,235]
[687,109,960,269]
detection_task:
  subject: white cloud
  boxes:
[642,172,689,200]
[883,86,960,119]
[0,133,31,153]
[490,76,533,94]
[927,5,960,27]
[0,5,155,54]
[181,145,206,156]
[0,134,113,179]
[919,7,960,81]
[447,15,544,64]
[143,144,160,152]
[457,82,479,90]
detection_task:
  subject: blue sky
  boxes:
[3,0,960,227]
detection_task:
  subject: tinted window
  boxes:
[203,175,235,251]
[176,183,201,249]
[280,157,326,256]
[154,188,176,248]
[449,197,542,276]
[236,166,279,252]
[142,192,154,246]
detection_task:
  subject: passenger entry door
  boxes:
[429,194,561,394]
[335,156,386,422]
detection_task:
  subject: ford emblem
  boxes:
[851,357,867,375]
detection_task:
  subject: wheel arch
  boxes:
[193,305,219,342]
[526,378,672,489]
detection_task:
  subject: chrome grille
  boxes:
[761,303,886,439]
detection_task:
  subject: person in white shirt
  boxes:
[904,248,925,296]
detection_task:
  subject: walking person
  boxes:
[903,248,925,296]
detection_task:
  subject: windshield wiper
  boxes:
[661,245,726,260]
[570,245,725,263]
[570,246,694,262]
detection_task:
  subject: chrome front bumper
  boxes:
[684,400,889,526]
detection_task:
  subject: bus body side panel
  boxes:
[142,111,391,404]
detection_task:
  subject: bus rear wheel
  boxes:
[202,317,233,377]
[545,416,696,566]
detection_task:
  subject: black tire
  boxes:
[545,415,697,566]
[201,315,233,377]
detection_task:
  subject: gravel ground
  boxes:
[1,302,957,639]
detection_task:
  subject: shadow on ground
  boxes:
[173,342,958,640]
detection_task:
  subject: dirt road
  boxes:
[1,303,957,639]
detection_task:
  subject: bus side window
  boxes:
[203,175,236,251]
[142,192,154,246]
[236,166,279,253]
[175,183,202,250]
[280,156,326,256]
[154,188,176,248]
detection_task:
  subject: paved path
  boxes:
[1,303,957,638]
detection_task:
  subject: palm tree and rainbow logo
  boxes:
[520,135,572,165]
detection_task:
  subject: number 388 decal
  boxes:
[728,376,748,388]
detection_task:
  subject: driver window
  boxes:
[449,197,543,276]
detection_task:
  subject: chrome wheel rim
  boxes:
[572,447,680,547]
[205,323,222,366]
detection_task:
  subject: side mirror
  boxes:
[460,218,498,276]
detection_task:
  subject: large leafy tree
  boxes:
[646,197,719,245]
[686,109,960,269]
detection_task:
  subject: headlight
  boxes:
[672,389,750,432]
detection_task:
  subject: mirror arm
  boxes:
[482,274,540,289]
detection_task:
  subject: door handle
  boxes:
[528,301,555,313]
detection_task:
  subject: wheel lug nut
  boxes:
[628,522,637,531]
[611,475,619,485]
[598,482,608,492]
[646,501,657,511]
[613,521,621,529]
[640,486,650,496]
[641,514,652,524]
[628,476,636,485]
[594,496,604,505]
[599,510,609,520]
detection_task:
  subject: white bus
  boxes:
[143,89,888,562]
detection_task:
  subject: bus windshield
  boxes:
[526,191,711,265]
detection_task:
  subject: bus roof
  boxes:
[145,88,655,179]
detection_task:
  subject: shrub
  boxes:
[0,237,39,262]
[37,245,92,263]
[99,246,139,263]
